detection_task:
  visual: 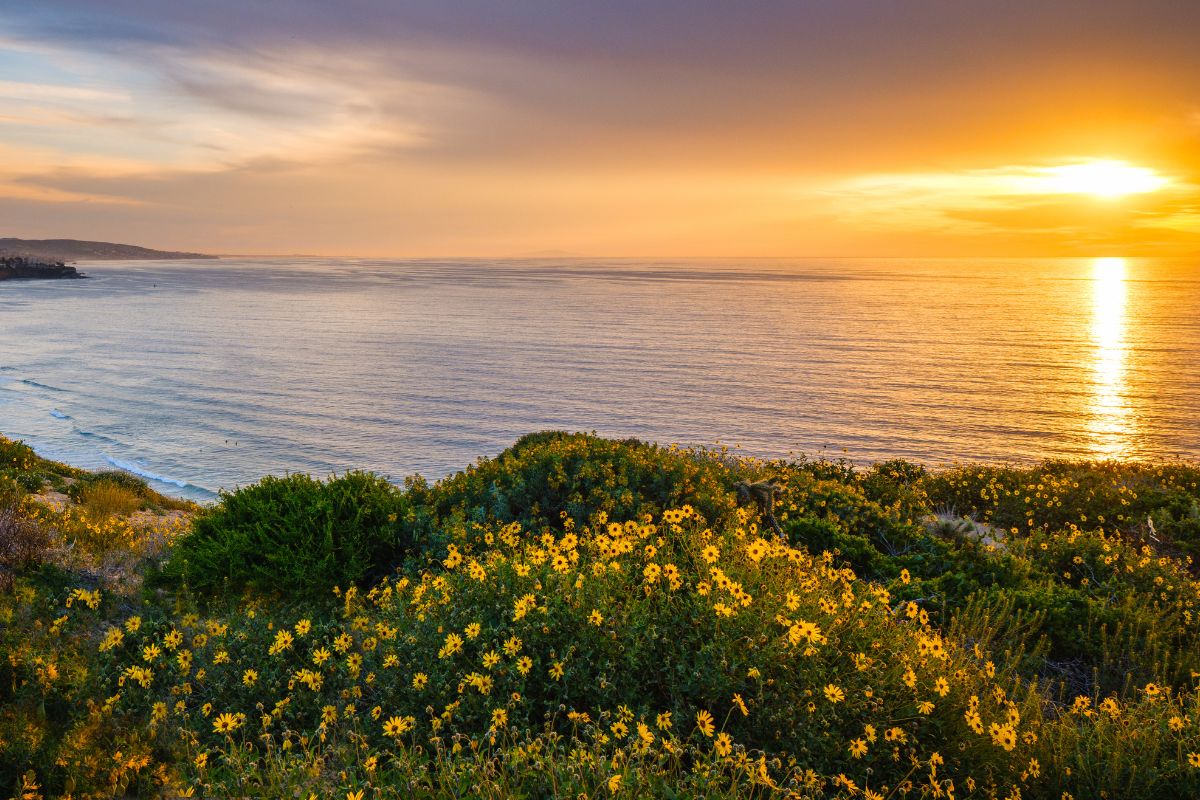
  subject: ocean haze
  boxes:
[1,256,1197,501]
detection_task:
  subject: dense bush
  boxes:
[165,472,432,601]
[5,431,1200,798]
[421,431,741,538]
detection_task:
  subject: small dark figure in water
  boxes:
[734,479,785,538]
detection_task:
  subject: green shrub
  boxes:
[0,474,19,508]
[423,431,740,540]
[163,471,431,601]
[0,437,36,471]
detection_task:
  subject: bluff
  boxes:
[0,237,215,262]
[0,256,86,281]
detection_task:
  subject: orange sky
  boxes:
[1,2,1199,257]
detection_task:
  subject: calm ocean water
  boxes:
[1,257,1198,501]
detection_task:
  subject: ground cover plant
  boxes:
[2,431,1200,799]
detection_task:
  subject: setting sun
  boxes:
[1036,160,1168,199]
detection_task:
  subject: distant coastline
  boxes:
[0,237,216,263]
[0,256,87,282]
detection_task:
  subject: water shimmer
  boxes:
[1,257,1197,500]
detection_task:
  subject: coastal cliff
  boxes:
[0,256,87,281]
[0,237,215,262]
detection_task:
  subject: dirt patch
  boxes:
[31,490,72,511]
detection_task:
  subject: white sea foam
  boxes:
[103,454,192,489]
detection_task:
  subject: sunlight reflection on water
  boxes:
[1087,257,1132,458]
[1,256,1197,498]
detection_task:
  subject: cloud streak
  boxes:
[1,2,1199,255]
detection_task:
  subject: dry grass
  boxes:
[78,480,143,519]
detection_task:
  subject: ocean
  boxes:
[1,256,1197,501]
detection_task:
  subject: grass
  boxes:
[77,480,145,518]
[2,431,1200,798]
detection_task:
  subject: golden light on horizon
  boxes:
[1086,257,1133,458]
[1035,160,1168,199]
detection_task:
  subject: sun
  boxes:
[1036,160,1168,199]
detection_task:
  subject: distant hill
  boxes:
[0,238,216,262]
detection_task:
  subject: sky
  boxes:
[2,1,1199,257]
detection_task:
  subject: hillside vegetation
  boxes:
[3,431,1200,798]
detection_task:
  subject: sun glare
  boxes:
[1037,160,1167,199]
[1087,257,1132,458]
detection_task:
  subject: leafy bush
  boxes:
[423,431,740,540]
[164,472,431,601]
[0,437,36,472]
[6,431,1200,798]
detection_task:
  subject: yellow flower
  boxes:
[213,712,244,734]
[848,738,868,758]
[701,545,720,564]
[242,669,258,687]
[464,622,482,639]
[99,626,124,652]
[695,709,715,737]
[934,677,950,697]
[715,731,733,757]
[732,693,749,716]
[549,662,565,680]
[312,647,331,665]
[745,538,768,562]
[438,632,464,660]
[383,715,415,737]
[988,723,1017,752]
[1188,752,1200,768]
[490,708,508,730]
[294,619,312,636]
[589,610,604,626]
[517,656,533,675]
[656,711,672,731]
[194,752,208,769]
[824,684,845,704]
[268,629,294,656]
[347,791,364,800]
[917,700,935,715]
[607,774,622,793]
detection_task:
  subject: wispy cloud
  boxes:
[2,2,1200,254]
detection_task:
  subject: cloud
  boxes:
[2,2,1200,254]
